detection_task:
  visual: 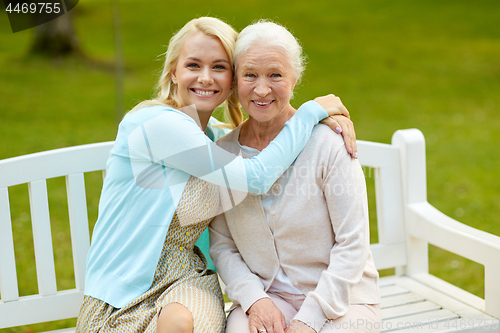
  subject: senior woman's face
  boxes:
[236,45,297,123]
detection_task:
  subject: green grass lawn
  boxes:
[1,0,499,331]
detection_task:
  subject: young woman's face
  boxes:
[236,44,297,124]
[172,32,233,113]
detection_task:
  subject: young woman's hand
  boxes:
[314,94,350,119]
[315,94,357,159]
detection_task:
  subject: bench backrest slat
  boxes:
[66,173,91,291]
[375,167,405,245]
[0,187,20,302]
[357,140,407,271]
[370,243,407,270]
[29,179,58,296]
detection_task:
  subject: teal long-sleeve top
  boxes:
[84,101,327,308]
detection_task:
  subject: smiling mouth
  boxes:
[191,88,218,96]
[253,100,274,106]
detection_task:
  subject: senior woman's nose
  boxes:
[198,67,214,84]
[254,78,271,96]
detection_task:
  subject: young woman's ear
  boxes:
[171,70,178,84]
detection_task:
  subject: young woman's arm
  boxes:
[127,100,327,194]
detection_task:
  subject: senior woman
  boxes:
[209,21,381,333]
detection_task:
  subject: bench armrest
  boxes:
[406,201,500,319]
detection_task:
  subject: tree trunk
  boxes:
[30,10,83,57]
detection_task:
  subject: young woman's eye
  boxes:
[214,64,227,70]
[186,63,199,68]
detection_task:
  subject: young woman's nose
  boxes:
[198,67,214,84]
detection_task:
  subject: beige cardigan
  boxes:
[209,124,380,331]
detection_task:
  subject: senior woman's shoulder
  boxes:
[309,123,346,148]
[296,124,350,165]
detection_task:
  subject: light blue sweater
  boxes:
[84,101,327,308]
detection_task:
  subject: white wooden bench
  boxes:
[1,129,499,332]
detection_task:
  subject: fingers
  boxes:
[247,298,286,333]
[319,116,342,134]
[333,116,357,159]
[347,117,357,158]
[250,326,269,333]
[250,323,277,333]
[349,123,358,158]
[340,119,357,159]
[249,319,272,333]
[249,322,268,333]
[274,319,285,333]
[260,317,285,333]
[320,116,357,159]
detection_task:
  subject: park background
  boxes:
[0,0,499,331]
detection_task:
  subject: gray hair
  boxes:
[234,20,306,83]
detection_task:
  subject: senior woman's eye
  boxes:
[244,73,256,78]
[271,73,282,78]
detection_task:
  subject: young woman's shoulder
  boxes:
[124,105,189,123]
[118,105,198,133]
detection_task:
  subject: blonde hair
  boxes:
[130,17,243,128]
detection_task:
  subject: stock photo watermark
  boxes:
[291,318,500,331]
[2,0,79,33]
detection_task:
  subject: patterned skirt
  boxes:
[76,176,226,332]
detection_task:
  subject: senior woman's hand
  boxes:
[314,94,358,159]
[247,298,287,333]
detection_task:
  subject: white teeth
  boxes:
[254,101,271,106]
[194,89,215,96]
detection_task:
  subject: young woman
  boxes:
[76,17,353,333]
